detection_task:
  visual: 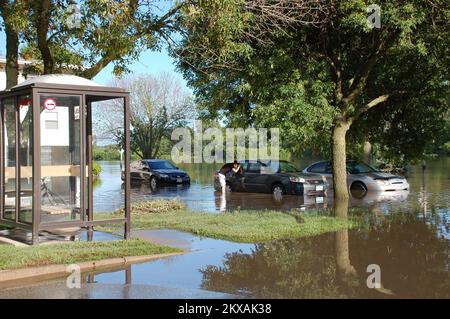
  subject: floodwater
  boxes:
[2,223,449,298]
[1,158,449,298]
[94,158,449,217]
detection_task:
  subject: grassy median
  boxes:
[97,200,355,243]
[0,238,181,270]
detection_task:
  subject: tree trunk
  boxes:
[5,23,19,89]
[35,0,54,74]
[332,120,350,200]
[362,140,372,165]
[334,198,358,285]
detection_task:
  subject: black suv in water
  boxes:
[214,160,327,197]
[126,159,190,188]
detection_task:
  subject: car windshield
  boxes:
[346,162,378,174]
[148,161,176,170]
[279,161,300,173]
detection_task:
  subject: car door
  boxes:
[244,162,268,192]
[323,162,333,184]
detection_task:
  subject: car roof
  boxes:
[306,160,358,167]
[309,159,358,164]
[223,159,291,164]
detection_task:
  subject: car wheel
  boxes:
[350,181,367,199]
[272,183,285,201]
[150,176,158,190]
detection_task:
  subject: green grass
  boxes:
[98,202,355,243]
[0,239,182,271]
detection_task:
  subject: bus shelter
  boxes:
[0,74,131,244]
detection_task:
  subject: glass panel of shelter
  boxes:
[39,94,83,223]
[19,94,33,223]
[2,97,16,221]
[1,94,33,224]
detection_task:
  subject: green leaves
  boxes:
[3,1,185,78]
[174,0,449,164]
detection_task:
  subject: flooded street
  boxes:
[2,223,449,298]
[94,158,449,218]
[1,158,449,298]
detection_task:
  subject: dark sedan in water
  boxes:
[214,160,327,197]
[125,159,190,188]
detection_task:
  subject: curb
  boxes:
[0,252,184,287]
[0,236,28,247]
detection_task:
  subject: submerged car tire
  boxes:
[272,183,285,201]
[150,176,158,190]
[350,181,367,199]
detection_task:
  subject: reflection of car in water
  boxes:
[303,160,409,198]
[123,159,190,189]
[214,191,328,212]
[350,189,410,207]
[127,178,191,195]
[214,160,327,197]
[215,188,410,212]
[318,188,410,208]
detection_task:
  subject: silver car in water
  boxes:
[303,160,409,197]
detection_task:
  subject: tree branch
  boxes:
[348,91,406,124]
[341,32,399,107]
[80,2,184,79]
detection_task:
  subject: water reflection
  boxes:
[2,159,448,298]
[200,204,450,298]
[86,159,449,298]
[3,203,449,298]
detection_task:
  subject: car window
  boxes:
[279,161,299,173]
[308,162,327,173]
[247,162,262,173]
[140,161,149,170]
[347,162,378,174]
[262,161,278,173]
[148,161,176,170]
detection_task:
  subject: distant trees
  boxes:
[96,72,195,159]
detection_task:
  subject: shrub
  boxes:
[92,161,102,177]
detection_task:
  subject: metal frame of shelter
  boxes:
[0,75,131,244]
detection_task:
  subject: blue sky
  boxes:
[0,31,190,90]
[92,48,189,89]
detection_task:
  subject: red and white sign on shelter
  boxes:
[43,98,56,110]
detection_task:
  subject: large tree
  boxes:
[173,0,449,200]
[0,0,28,88]
[1,0,186,83]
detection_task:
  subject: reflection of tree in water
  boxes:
[201,210,450,298]
[201,235,346,298]
[351,211,450,298]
